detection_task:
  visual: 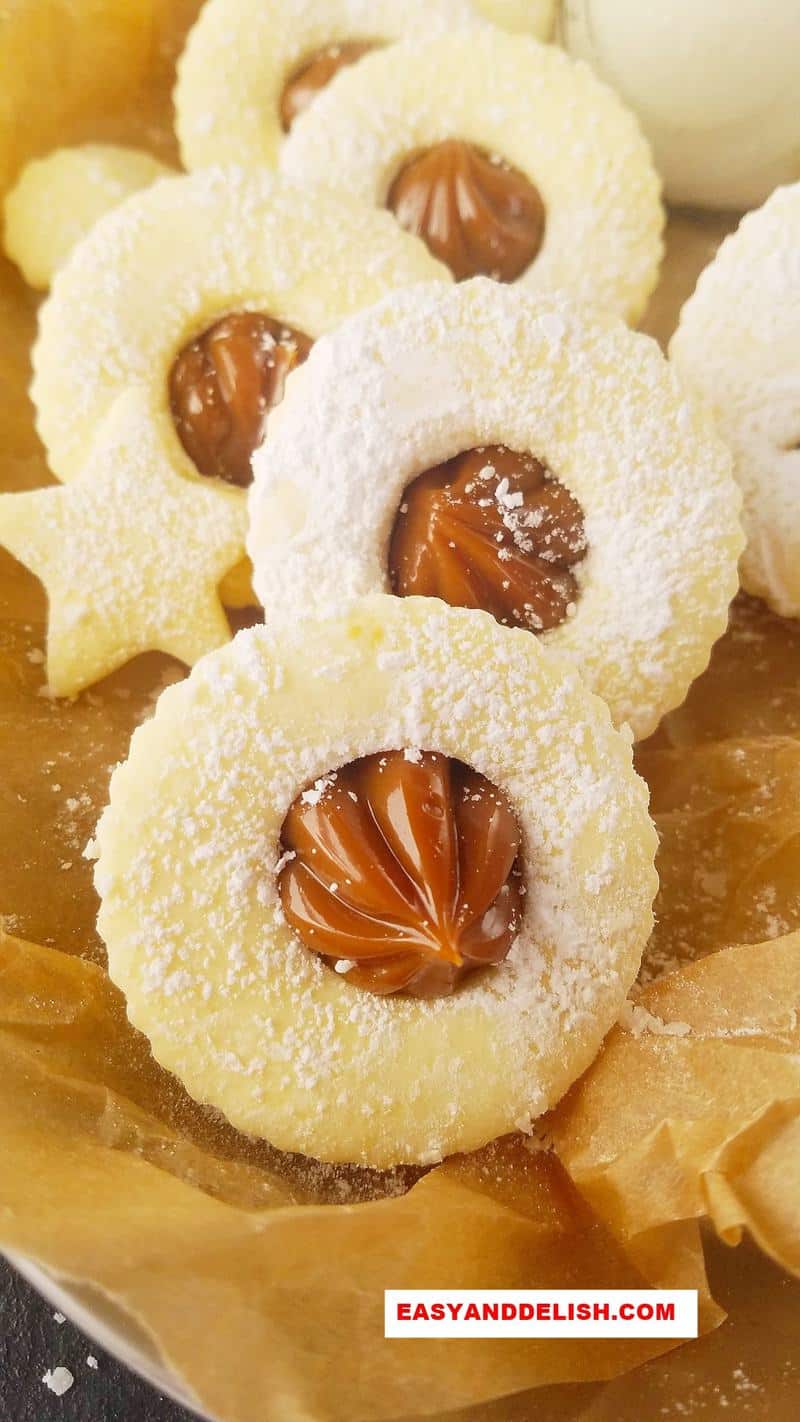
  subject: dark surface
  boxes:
[0,1257,197,1422]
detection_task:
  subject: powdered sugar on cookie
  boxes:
[671,182,800,619]
[94,595,657,1166]
[249,280,743,740]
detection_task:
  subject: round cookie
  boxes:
[249,280,744,741]
[175,0,479,172]
[279,27,664,319]
[31,165,449,606]
[3,144,171,290]
[670,183,800,618]
[94,594,657,1167]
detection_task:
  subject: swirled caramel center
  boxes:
[280,40,379,132]
[278,749,523,998]
[169,312,312,488]
[386,140,545,283]
[389,445,587,633]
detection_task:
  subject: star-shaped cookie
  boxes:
[0,389,247,696]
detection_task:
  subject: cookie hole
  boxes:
[388,444,587,633]
[278,748,523,999]
[386,140,546,283]
[280,40,380,132]
[169,311,312,488]
[227,603,265,635]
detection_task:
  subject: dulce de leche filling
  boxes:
[280,41,379,132]
[390,445,587,633]
[169,312,312,488]
[278,749,523,999]
[386,140,545,283]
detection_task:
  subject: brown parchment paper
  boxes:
[0,928,720,1421]
[550,934,800,1278]
[638,735,800,981]
[1,4,799,1419]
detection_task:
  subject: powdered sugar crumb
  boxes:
[618,999,691,1039]
[42,1367,74,1396]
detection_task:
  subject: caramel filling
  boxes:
[389,445,587,633]
[279,749,523,999]
[169,312,312,488]
[280,40,378,132]
[386,140,545,283]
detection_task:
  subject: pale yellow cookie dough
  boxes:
[670,183,800,619]
[175,0,480,172]
[3,144,171,290]
[249,280,744,741]
[0,389,246,697]
[31,165,449,608]
[94,595,657,1167]
[280,27,664,321]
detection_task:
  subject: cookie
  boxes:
[0,390,245,696]
[31,165,448,610]
[175,0,479,171]
[94,595,657,1166]
[249,280,744,740]
[280,27,663,318]
[670,183,800,618]
[3,144,171,289]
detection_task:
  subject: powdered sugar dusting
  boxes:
[280,26,664,320]
[32,165,449,487]
[176,0,480,171]
[249,279,743,740]
[618,999,691,1039]
[0,388,246,696]
[95,595,656,1166]
[670,182,800,618]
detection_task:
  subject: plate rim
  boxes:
[4,1248,210,1418]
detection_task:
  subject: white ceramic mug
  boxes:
[559,0,800,210]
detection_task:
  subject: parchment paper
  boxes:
[1,4,799,1419]
[550,934,800,1279]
